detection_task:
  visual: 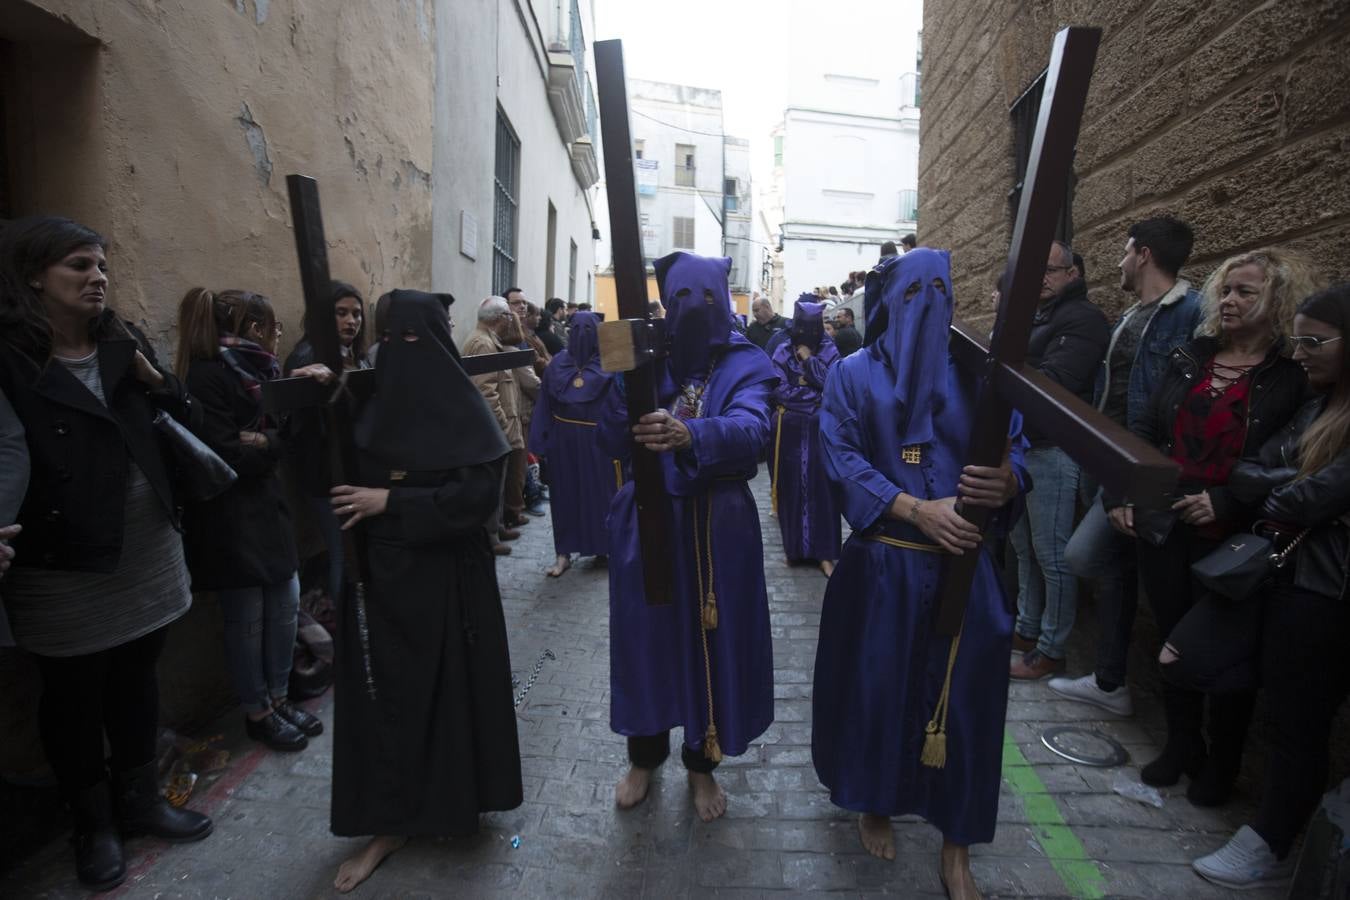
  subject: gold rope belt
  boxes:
[553,414,597,427]
[770,406,785,515]
[691,493,722,763]
[866,534,945,553]
[612,459,623,491]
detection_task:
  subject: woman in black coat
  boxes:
[1187,285,1350,889]
[174,287,329,752]
[0,216,211,890]
[1105,248,1317,806]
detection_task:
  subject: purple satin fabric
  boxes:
[529,377,618,557]
[769,335,842,564]
[598,338,777,756]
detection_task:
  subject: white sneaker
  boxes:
[1046,673,1134,716]
[1192,826,1293,889]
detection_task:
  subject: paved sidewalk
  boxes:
[2,473,1280,898]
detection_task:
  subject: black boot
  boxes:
[272,698,323,737]
[1141,687,1207,787]
[1187,691,1256,807]
[69,782,126,891]
[114,761,213,842]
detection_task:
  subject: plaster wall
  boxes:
[919,0,1350,326]
[4,0,437,352]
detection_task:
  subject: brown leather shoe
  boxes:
[1011,650,1066,681]
[1011,632,1037,654]
[498,528,521,541]
[492,542,512,556]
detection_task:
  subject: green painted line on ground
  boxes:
[1001,730,1109,899]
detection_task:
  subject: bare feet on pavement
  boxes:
[334,835,407,893]
[688,771,727,821]
[858,813,896,860]
[820,560,835,577]
[940,841,982,899]
[546,554,571,578]
[615,766,652,809]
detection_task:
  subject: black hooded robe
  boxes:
[330,291,522,837]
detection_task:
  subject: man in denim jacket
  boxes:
[1049,217,1203,715]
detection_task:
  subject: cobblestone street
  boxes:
[4,473,1281,899]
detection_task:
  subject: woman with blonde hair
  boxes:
[1106,248,1319,806]
[1186,282,1350,888]
[175,288,331,753]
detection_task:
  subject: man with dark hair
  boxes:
[879,241,899,259]
[831,307,862,358]
[1009,240,1110,681]
[1050,216,1203,715]
[542,297,569,349]
[900,233,917,252]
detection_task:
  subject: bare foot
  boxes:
[615,766,652,809]
[858,813,895,860]
[334,835,407,893]
[819,560,835,577]
[546,554,571,578]
[688,771,727,822]
[940,841,981,899]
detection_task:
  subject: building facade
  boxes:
[0,0,600,744]
[769,17,922,303]
[593,78,758,318]
[919,0,1350,325]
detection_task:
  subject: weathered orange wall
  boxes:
[594,273,749,320]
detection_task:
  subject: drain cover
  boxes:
[1040,726,1129,767]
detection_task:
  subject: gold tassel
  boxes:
[702,591,718,630]
[920,621,964,770]
[770,407,784,516]
[920,722,947,768]
[704,723,723,763]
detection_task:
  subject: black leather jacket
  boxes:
[1229,396,1350,602]
[1105,336,1308,522]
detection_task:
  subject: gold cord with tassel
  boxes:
[920,618,965,769]
[770,407,785,516]
[692,494,723,762]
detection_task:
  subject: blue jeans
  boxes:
[1064,488,1136,686]
[306,494,345,603]
[1011,446,1080,659]
[218,574,300,714]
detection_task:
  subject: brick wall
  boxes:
[918,0,1350,324]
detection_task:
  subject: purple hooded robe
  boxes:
[769,298,842,563]
[529,312,619,557]
[599,252,776,758]
[811,249,1029,845]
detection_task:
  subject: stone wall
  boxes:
[918,0,1350,324]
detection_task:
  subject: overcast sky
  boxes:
[592,0,923,191]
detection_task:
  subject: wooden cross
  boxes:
[263,176,534,695]
[593,38,674,606]
[935,27,1179,636]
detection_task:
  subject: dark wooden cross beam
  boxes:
[935,27,1179,636]
[593,37,674,606]
[264,176,533,696]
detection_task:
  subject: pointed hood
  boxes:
[654,251,737,384]
[872,247,955,448]
[788,296,826,350]
[542,310,611,402]
[356,289,508,470]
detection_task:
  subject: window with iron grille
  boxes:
[675,143,696,187]
[673,216,694,248]
[1009,70,1073,242]
[493,109,521,295]
[568,239,578,303]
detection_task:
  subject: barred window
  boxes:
[493,109,521,295]
[568,239,578,303]
[1009,70,1073,242]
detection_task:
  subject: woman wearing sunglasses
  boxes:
[1188,284,1350,890]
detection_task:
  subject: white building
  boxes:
[435,0,601,336]
[768,15,921,301]
[595,79,760,304]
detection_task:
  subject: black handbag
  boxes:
[1191,526,1310,603]
[153,410,238,501]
